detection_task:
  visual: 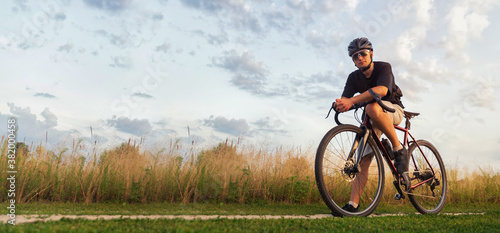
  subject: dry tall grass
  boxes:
[0,136,498,204]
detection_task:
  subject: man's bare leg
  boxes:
[349,154,372,206]
[365,103,401,149]
[366,102,410,190]
[348,118,385,206]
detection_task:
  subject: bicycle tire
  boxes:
[407,140,447,214]
[315,124,385,217]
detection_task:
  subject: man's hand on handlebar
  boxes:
[330,88,395,121]
[334,98,354,113]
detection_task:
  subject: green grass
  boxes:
[12,202,330,216]
[1,211,499,233]
[2,203,498,232]
[9,202,497,216]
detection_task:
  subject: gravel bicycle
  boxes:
[315,89,447,217]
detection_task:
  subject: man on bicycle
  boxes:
[334,37,410,212]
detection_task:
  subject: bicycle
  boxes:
[315,89,447,217]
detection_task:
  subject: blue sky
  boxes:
[1,0,499,170]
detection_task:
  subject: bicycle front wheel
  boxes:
[407,140,447,214]
[315,124,384,217]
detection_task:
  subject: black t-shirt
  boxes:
[341,61,404,108]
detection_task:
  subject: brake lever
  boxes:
[325,102,337,119]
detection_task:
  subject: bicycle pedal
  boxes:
[392,180,406,200]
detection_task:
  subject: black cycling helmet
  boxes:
[348,37,373,57]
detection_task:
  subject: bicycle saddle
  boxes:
[404,111,420,119]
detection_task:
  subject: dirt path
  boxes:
[1,213,485,225]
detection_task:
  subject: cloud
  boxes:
[230,74,267,95]
[204,115,249,136]
[11,0,30,12]
[277,71,344,100]
[152,13,164,21]
[110,56,132,68]
[109,34,131,47]
[8,104,36,124]
[57,43,73,53]
[456,71,498,111]
[443,1,492,60]
[41,108,57,128]
[0,104,70,144]
[414,0,433,25]
[206,31,229,45]
[179,0,363,43]
[152,119,170,128]
[377,0,497,103]
[53,12,67,21]
[180,0,223,11]
[212,50,273,95]
[239,70,343,100]
[131,92,153,99]
[34,93,56,98]
[393,28,425,63]
[212,48,344,100]
[84,0,131,12]
[262,0,361,31]
[180,0,253,14]
[181,0,262,32]
[251,117,289,135]
[262,5,294,31]
[154,42,170,53]
[212,50,267,76]
[306,30,328,49]
[94,30,145,49]
[107,116,152,136]
[286,0,313,21]
[321,0,360,12]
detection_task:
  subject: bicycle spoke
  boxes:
[326,147,347,162]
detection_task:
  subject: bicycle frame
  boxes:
[351,114,437,193]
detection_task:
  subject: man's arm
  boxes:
[334,86,388,112]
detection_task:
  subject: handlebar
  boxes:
[368,89,395,113]
[326,88,396,125]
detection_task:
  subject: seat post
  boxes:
[405,117,411,130]
[403,111,420,130]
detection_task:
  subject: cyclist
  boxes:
[334,37,409,212]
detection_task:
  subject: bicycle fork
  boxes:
[346,126,371,174]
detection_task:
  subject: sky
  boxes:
[1,0,499,170]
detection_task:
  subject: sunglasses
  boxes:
[352,50,371,61]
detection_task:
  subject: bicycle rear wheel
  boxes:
[315,124,384,217]
[407,140,447,214]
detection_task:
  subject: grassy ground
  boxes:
[1,215,498,233]
[1,203,499,233]
[12,202,331,216]
[2,137,499,232]
[7,202,497,216]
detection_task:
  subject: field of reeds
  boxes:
[1,135,499,205]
